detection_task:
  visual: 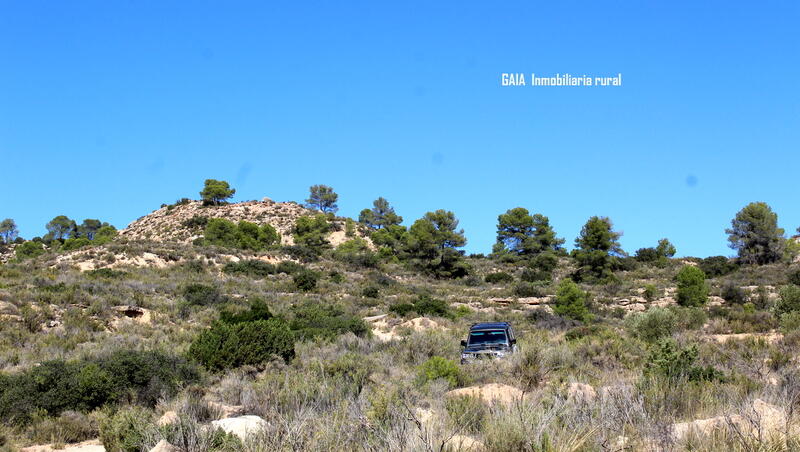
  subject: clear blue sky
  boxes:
[1,1,798,257]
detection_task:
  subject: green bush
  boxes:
[775,285,800,316]
[181,259,206,273]
[281,245,320,263]
[323,352,374,396]
[0,350,199,424]
[519,268,550,282]
[183,283,226,306]
[484,272,514,284]
[445,395,487,433]
[676,265,708,307]
[276,261,305,274]
[61,237,92,251]
[414,295,450,317]
[698,256,737,278]
[788,268,800,286]
[99,406,155,452]
[780,311,800,333]
[752,285,771,309]
[644,339,724,382]
[161,418,241,452]
[292,269,319,292]
[634,247,660,263]
[222,260,277,278]
[289,304,368,341]
[708,305,776,333]
[182,215,208,229]
[530,252,559,273]
[332,238,378,268]
[720,282,747,304]
[293,214,331,249]
[15,241,45,260]
[329,270,345,283]
[643,284,658,302]
[672,306,708,331]
[203,218,279,251]
[202,218,237,248]
[417,356,462,388]
[27,410,98,445]
[625,308,676,343]
[389,295,451,318]
[189,319,295,370]
[513,281,546,298]
[86,268,128,279]
[362,286,380,298]
[219,299,273,324]
[388,303,415,317]
[553,279,590,322]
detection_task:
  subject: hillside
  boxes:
[120,198,365,247]
[0,200,799,452]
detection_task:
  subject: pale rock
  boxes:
[567,382,597,403]
[398,317,445,332]
[211,415,268,441]
[149,440,179,452]
[157,410,178,426]
[446,383,525,407]
[21,439,106,452]
[672,415,748,442]
[447,434,484,451]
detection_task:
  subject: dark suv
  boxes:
[460,322,517,364]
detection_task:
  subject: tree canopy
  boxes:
[404,210,469,278]
[359,197,402,229]
[306,185,339,213]
[572,216,623,282]
[293,214,331,249]
[203,218,279,251]
[200,179,236,206]
[45,215,77,241]
[0,219,18,244]
[635,238,676,266]
[494,207,564,258]
[726,202,785,265]
[676,265,708,307]
[76,219,115,240]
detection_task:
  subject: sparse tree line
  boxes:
[5,180,799,281]
[2,215,118,260]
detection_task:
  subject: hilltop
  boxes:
[119,198,368,247]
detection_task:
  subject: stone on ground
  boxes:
[211,415,268,441]
[445,383,524,406]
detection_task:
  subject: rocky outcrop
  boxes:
[119,200,372,248]
[567,382,597,403]
[671,399,794,443]
[445,384,525,407]
[120,200,310,244]
[706,332,782,344]
[157,410,179,426]
[149,440,179,452]
[210,415,268,441]
[21,440,105,452]
[365,315,447,342]
[398,317,446,332]
[446,434,483,451]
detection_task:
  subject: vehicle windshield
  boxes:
[468,330,508,346]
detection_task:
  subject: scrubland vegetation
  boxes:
[0,181,799,451]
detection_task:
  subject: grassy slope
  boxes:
[0,236,798,451]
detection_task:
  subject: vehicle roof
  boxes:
[469,322,511,331]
